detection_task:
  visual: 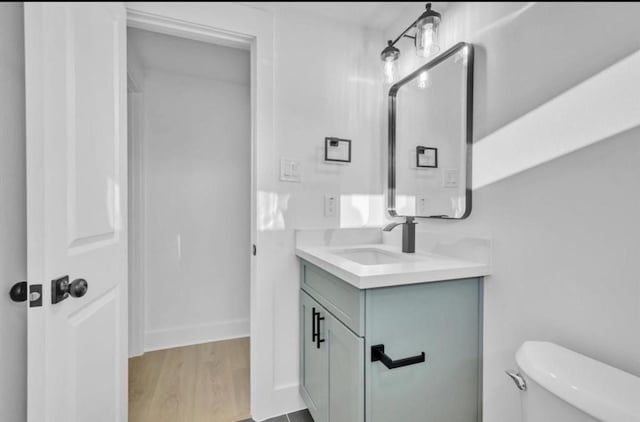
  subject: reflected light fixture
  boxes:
[417,71,431,89]
[381,3,442,84]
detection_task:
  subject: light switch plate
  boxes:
[280,158,301,182]
[444,169,459,188]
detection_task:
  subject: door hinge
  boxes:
[252,244,257,256]
[29,284,43,308]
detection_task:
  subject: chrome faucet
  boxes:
[383,217,417,253]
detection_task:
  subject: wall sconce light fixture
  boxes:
[381,3,442,83]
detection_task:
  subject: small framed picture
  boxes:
[325,137,351,163]
[416,146,437,168]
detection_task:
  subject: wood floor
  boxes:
[129,337,250,422]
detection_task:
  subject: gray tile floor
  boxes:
[239,408,313,422]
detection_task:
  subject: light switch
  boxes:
[324,194,338,217]
[444,169,459,188]
[280,158,301,182]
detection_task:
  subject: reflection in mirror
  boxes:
[388,42,473,219]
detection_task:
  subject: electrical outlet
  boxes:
[417,196,428,215]
[324,194,338,217]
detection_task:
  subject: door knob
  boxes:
[69,278,88,298]
[9,281,28,302]
[52,276,89,304]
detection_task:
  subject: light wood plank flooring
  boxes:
[129,337,250,422]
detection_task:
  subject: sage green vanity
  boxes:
[299,260,483,422]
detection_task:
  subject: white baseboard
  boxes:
[274,383,306,415]
[253,383,306,422]
[144,318,249,352]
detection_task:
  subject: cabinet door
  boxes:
[366,279,482,422]
[300,292,329,422]
[328,314,364,422]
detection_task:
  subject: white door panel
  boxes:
[25,3,127,422]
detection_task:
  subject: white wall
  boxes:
[0,3,27,421]
[387,3,640,421]
[261,4,385,402]
[128,29,252,351]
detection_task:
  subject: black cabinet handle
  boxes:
[312,307,325,349]
[312,307,318,343]
[316,315,325,349]
[371,344,425,369]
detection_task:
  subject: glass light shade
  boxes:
[380,40,400,84]
[383,60,397,84]
[415,14,440,58]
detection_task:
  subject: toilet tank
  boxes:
[514,342,640,422]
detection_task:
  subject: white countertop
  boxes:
[295,229,491,289]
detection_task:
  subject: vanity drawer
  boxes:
[300,260,365,336]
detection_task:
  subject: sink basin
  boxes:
[332,248,407,265]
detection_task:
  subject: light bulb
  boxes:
[383,60,397,84]
[416,22,439,57]
[415,4,441,58]
[380,40,400,84]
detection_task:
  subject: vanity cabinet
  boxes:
[300,291,364,422]
[299,260,483,422]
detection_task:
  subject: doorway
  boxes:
[126,27,252,421]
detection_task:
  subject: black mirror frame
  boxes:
[387,42,474,219]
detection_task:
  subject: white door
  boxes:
[24,3,128,422]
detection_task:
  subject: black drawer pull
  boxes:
[371,344,425,369]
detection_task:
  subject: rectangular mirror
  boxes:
[388,42,474,219]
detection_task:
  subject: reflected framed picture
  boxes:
[416,146,437,168]
[325,137,351,163]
